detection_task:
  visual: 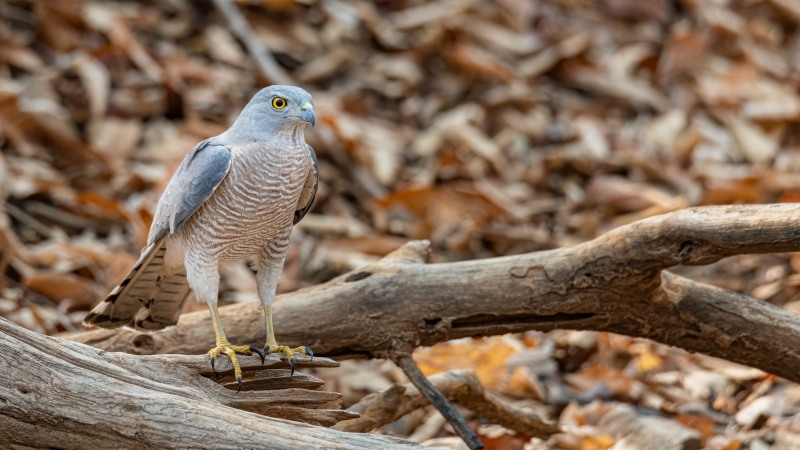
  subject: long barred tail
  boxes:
[83,238,192,330]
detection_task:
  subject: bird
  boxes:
[84,85,318,391]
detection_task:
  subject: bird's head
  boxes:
[246,85,315,128]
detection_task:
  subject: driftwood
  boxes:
[70,204,800,383]
[66,204,800,447]
[0,317,432,449]
[335,370,560,438]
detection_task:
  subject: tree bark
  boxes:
[69,204,800,382]
[0,317,432,449]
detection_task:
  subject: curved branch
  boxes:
[69,204,800,382]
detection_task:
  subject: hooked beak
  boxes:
[300,102,315,127]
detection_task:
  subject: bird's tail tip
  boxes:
[82,306,130,329]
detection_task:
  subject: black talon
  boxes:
[249,345,265,365]
[304,346,314,361]
[237,375,243,393]
[289,357,295,377]
[263,345,270,359]
[209,356,216,372]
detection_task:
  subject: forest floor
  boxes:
[1,0,800,448]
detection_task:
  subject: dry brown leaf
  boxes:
[584,176,676,213]
[519,33,590,78]
[722,440,743,450]
[700,177,767,205]
[205,26,247,66]
[447,42,517,82]
[602,0,672,22]
[503,366,544,400]
[658,25,708,83]
[414,338,518,389]
[723,114,780,165]
[558,60,666,111]
[742,97,800,121]
[72,55,110,120]
[324,235,407,256]
[633,349,663,373]
[83,3,163,81]
[477,426,528,450]
[0,43,44,72]
[675,414,716,445]
[769,0,800,24]
[375,184,505,245]
[579,435,615,450]
[21,269,102,308]
[33,0,85,52]
[389,1,474,30]
[87,117,142,168]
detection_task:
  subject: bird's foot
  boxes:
[259,343,313,376]
[207,343,255,392]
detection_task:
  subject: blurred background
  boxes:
[1,0,800,448]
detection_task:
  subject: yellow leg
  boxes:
[262,304,312,375]
[207,303,253,392]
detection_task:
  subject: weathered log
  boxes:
[335,370,560,438]
[70,204,800,383]
[0,317,429,449]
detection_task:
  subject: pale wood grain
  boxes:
[0,317,428,449]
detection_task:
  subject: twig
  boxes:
[393,354,484,450]
[335,369,559,438]
[211,0,292,85]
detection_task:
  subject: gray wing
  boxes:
[148,141,232,244]
[294,145,318,225]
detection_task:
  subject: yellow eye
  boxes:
[272,97,287,109]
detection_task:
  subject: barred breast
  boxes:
[176,140,311,264]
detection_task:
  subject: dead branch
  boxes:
[0,317,431,449]
[69,204,800,384]
[335,370,559,439]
